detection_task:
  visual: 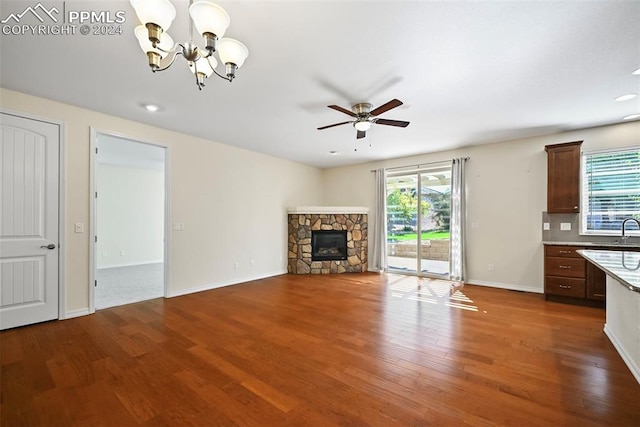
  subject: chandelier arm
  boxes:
[151,39,178,55]
[153,49,184,73]
[211,67,233,82]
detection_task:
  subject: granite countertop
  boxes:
[577,250,640,292]
[543,241,640,249]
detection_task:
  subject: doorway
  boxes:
[385,163,452,278]
[91,131,169,310]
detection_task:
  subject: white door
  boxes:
[0,112,60,330]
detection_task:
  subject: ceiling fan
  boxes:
[317,99,410,139]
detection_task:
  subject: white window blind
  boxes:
[582,148,640,234]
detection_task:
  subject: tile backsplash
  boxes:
[542,212,640,245]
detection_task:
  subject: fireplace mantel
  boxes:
[287,206,369,214]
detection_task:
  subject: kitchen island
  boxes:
[577,250,640,384]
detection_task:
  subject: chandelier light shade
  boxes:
[130,0,249,90]
[189,2,230,39]
[130,0,176,29]
[190,57,216,77]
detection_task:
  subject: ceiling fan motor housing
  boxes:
[352,103,373,116]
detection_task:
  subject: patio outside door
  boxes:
[385,164,452,277]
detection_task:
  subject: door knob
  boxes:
[40,243,56,250]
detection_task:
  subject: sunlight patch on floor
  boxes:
[388,275,478,312]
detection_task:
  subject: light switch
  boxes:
[543,222,550,231]
[75,222,84,233]
[560,222,571,231]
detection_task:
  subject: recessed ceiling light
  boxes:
[633,68,640,75]
[142,103,161,112]
[622,113,640,120]
[329,151,339,155]
[615,94,637,102]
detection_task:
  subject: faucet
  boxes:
[621,217,640,243]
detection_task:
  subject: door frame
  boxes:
[385,163,452,279]
[0,108,66,320]
[88,128,171,313]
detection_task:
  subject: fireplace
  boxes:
[312,230,347,261]
[287,207,368,274]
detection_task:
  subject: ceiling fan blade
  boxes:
[328,105,356,117]
[370,99,403,117]
[357,130,366,139]
[375,118,410,128]
[317,121,351,130]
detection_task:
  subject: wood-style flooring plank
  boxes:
[2,272,639,426]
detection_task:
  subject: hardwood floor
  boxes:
[2,273,639,426]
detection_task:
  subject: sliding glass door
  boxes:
[386,164,452,278]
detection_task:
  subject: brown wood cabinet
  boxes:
[544,245,586,299]
[586,261,606,301]
[545,141,582,213]
[544,244,640,305]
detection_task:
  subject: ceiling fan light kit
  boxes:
[318,99,410,139]
[130,0,249,90]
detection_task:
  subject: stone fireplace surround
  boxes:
[288,207,368,274]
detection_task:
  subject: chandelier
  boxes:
[130,0,249,90]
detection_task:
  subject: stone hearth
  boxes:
[287,207,368,274]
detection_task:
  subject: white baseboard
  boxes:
[97,260,163,269]
[63,308,91,319]
[167,269,288,298]
[465,279,543,294]
[604,324,640,384]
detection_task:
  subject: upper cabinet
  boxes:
[545,141,582,213]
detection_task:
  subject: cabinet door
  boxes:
[546,141,582,213]
[545,257,586,278]
[545,277,586,298]
[586,260,606,301]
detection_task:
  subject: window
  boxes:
[581,147,640,235]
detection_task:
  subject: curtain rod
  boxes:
[370,157,469,172]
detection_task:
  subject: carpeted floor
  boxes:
[95,263,164,309]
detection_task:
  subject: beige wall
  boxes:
[322,121,640,292]
[1,88,324,316]
[97,164,164,268]
[3,86,638,313]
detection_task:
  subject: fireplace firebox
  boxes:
[312,230,347,261]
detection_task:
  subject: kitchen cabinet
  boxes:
[545,141,582,213]
[586,261,606,301]
[544,245,586,299]
[545,244,640,305]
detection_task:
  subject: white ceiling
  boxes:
[1,1,639,168]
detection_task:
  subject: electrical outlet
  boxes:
[173,223,185,231]
[472,222,480,229]
[234,261,239,270]
[560,222,571,231]
[250,259,255,267]
[488,263,494,271]
[543,222,550,231]
[102,251,108,257]
[120,250,125,256]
